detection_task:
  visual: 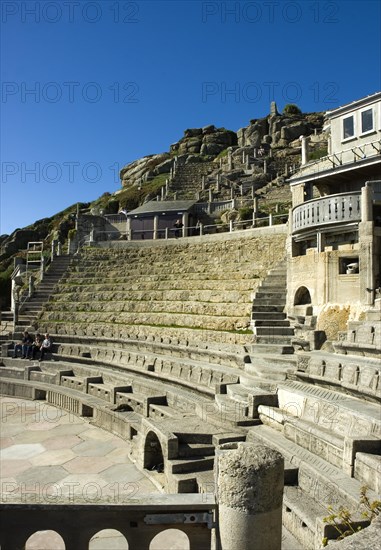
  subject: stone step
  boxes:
[254,327,294,336]
[169,456,215,474]
[253,297,287,305]
[176,432,214,445]
[252,305,285,313]
[178,443,215,458]
[215,394,249,417]
[39,310,250,332]
[251,312,287,321]
[250,343,295,355]
[247,424,379,515]
[42,300,251,317]
[259,280,287,288]
[282,485,327,549]
[255,335,293,345]
[251,320,290,327]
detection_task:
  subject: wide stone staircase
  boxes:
[15,255,72,333]
[166,161,216,199]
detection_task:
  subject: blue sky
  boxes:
[1,0,380,235]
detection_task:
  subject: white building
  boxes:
[287,92,381,339]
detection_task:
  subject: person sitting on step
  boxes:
[39,333,52,362]
[30,333,43,360]
[13,331,33,359]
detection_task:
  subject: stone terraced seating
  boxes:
[48,338,241,398]
[294,351,381,401]
[0,358,249,494]
[247,422,380,549]
[37,236,286,333]
[256,380,381,475]
[333,318,381,359]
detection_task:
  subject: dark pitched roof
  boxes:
[127,200,197,216]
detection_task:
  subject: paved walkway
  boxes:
[0,396,301,549]
[0,396,179,549]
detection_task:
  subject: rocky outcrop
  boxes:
[170,125,237,156]
[119,126,238,189]
[238,111,324,149]
[120,153,171,187]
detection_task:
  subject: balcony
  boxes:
[292,192,361,234]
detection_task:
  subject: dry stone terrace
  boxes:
[40,234,285,333]
[1,226,380,549]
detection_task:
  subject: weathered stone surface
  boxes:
[120,153,170,187]
[170,127,237,156]
[217,443,284,513]
[322,516,381,550]
[217,442,284,550]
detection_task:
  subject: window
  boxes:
[361,108,373,133]
[343,116,354,139]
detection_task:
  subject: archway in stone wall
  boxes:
[25,530,65,549]
[144,430,164,472]
[89,529,129,549]
[294,286,312,305]
[149,529,190,549]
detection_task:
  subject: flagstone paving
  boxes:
[0,396,301,549]
[0,396,158,504]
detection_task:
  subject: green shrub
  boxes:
[283,104,302,115]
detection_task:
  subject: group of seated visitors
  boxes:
[13,331,52,361]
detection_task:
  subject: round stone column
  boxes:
[216,442,284,550]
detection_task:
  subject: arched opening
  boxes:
[144,431,164,472]
[149,529,190,549]
[89,529,128,549]
[25,530,65,549]
[294,286,312,305]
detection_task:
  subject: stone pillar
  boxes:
[263,160,267,174]
[361,184,373,222]
[57,242,61,256]
[270,101,279,116]
[300,135,310,166]
[216,443,284,550]
[13,300,19,326]
[51,240,56,262]
[153,215,159,239]
[359,221,375,305]
[291,183,306,207]
[28,276,35,298]
[182,212,188,237]
[202,175,206,190]
[228,149,233,170]
[209,188,213,202]
[40,256,45,280]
